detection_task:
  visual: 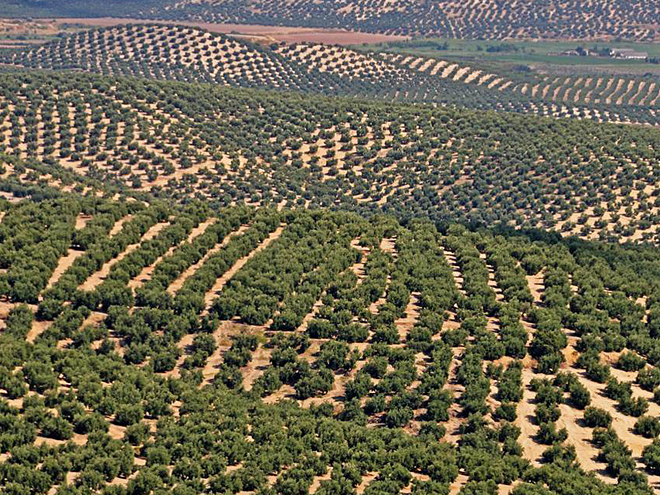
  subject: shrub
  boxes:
[583,407,612,428]
[637,367,660,392]
[634,416,660,438]
[643,439,660,474]
[618,396,649,417]
[569,382,591,409]
[616,351,646,372]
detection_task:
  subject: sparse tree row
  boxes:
[3,25,658,126]
[388,51,660,117]
[2,72,660,243]
[1,195,660,492]
[2,0,660,42]
[134,206,254,307]
[90,208,284,370]
[37,203,166,319]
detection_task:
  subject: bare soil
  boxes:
[50,18,408,45]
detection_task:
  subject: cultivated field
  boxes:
[3,25,659,125]
[4,0,660,42]
[388,53,660,116]
[0,4,659,492]
[1,71,660,244]
[1,197,660,493]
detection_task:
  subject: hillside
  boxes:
[2,2,660,494]
[2,0,660,42]
[1,71,660,244]
[0,192,659,494]
[385,52,660,123]
[3,24,659,125]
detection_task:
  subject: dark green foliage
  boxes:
[568,382,591,410]
[643,438,660,474]
[583,407,612,428]
[634,416,660,438]
[0,196,658,494]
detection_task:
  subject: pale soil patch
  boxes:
[349,238,370,281]
[448,473,469,495]
[401,473,431,494]
[429,60,448,76]
[486,377,501,417]
[43,213,92,293]
[74,213,92,230]
[79,221,168,292]
[516,369,545,467]
[444,347,465,446]
[356,472,378,494]
[56,337,73,350]
[465,70,482,83]
[380,236,396,255]
[262,383,296,405]
[557,402,612,482]
[164,333,196,379]
[562,333,660,481]
[310,470,332,493]
[241,343,272,392]
[560,328,581,368]
[42,253,83,297]
[526,271,545,304]
[571,368,655,462]
[108,422,126,441]
[482,253,504,302]
[366,236,396,315]
[499,483,521,495]
[395,292,420,342]
[26,317,52,343]
[453,66,471,81]
[35,432,86,447]
[442,248,466,296]
[441,63,458,79]
[200,319,269,388]
[416,58,436,73]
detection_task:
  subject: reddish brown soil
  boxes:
[51,18,409,45]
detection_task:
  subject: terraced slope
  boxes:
[4,25,659,125]
[2,197,660,494]
[1,72,660,243]
[3,0,660,42]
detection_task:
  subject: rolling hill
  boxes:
[0,71,659,244]
[1,3,660,495]
[3,24,660,125]
[2,0,660,42]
